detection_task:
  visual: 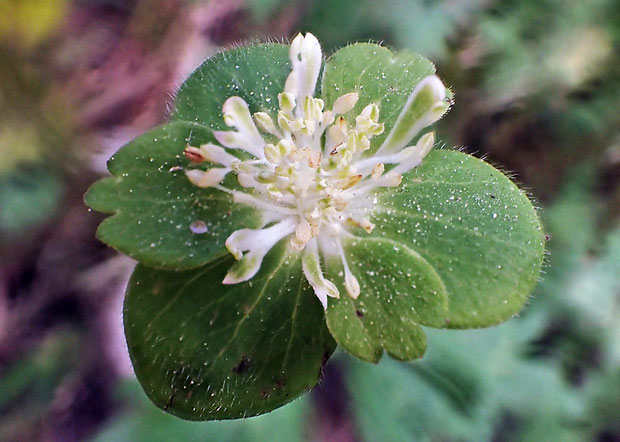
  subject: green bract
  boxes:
[85,33,545,420]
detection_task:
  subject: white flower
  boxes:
[185,33,449,309]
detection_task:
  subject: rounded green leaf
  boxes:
[85,122,260,270]
[86,44,295,270]
[324,237,449,362]
[321,43,437,153]
[171,44,291,127]
[124,241,336,421]
[373,149,545,328]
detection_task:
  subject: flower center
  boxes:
[181,32,449,308]
[238,91,394,250]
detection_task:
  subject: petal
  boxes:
[230,190,296,216]
[302,239,340,309]
[192,143,238,167]
[336,238,361,299]
[223,218,296,284]
[213,130,264,159]
[377,75,449,155]
[412,131,435,158]
[222,97,263,140]
[217,96,265,158]
[289,33,322,101]
[390,133,436,175]
[185,168,230,188]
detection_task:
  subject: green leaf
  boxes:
[0,166,62,237]
[324,237,449,362]
[124,241,336,421]
[321,42,437,153]
[373,149,545,328]
[85,121,260,270]
[171,44,291,128]
[86,43,294,270]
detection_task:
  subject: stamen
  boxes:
[360,218,375,233]
[264,144,280,164]
[278,92,296,113]
[254,112,282,137]
[413,131,435,158]
[185,143,238,167]
[381,171,403,187]
[184,146,207,163]
[332,92,359,115]
[371,163,384,181]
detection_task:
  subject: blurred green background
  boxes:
[0,0,619,440]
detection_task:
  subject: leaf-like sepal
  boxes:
[85,121,261,270]
[172,44,292,127]
[325,237,448,362]
[124,241,336,420]
[373,149,545,328]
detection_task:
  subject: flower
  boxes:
[184,33,450,309]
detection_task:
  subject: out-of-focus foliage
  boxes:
[0,121,62,235]
[1,0,619,440]
[0,332,80,439]
[302,0,488,58]
[479,0,615,101]
[246,0,286,21]
[0,0,68,48]
[0,167,63,235]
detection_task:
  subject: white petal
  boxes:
[289,32,322,100]
[302,239,340,309]
[236,172,260,189]
[230,191,296,216]
[344,269,360,299]
[222,249,263,284]
[223,218,296,284]
[222,97,262,139]
[389,132,436,176]
[199,143,238,167]
[217,96,265,158]
[284,71,298,95]
[415,131,435,158]
[186,168,230,188]
[213,130,264,159]
[336,238,361,299]
[377,75,449,155]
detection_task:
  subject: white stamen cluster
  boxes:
[184,33,449,308]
